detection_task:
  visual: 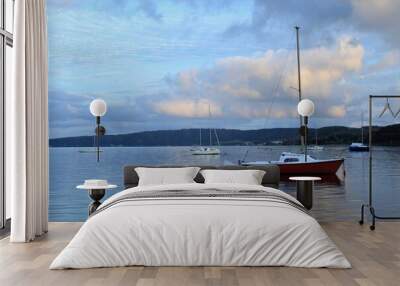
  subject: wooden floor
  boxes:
[0,222,399,286]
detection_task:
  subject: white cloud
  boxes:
[153,36,364,121]
[365,50,400,74]
[231,105,297,119]
[285,37,364,98]
[66,103,80,114]
[326,105,347,118]
[154,99,222,118]
[219,84,261,99]
[351,0,400,47]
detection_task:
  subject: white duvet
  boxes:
[50,183,351,269]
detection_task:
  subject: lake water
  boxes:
[49,146,400,222]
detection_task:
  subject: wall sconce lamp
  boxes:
[90,99,107,162]
[297,99,315,162]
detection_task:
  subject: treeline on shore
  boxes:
[49,124,400,147]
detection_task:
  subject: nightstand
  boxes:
[77,180,117,215]
[289,176,321,210]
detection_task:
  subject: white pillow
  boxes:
[135,167,200,186]
[200,169,266,185]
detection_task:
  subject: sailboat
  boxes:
[309,128,324,151]
[240,27,344,175]
[349,113,369,152]
[79,136,104,153]
[192,104,221,156]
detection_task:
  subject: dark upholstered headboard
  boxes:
[123,165,280,189]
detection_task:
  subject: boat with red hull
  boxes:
[276,158,344,175]
[241,152,345,176]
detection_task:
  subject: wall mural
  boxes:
[47,0,400,221]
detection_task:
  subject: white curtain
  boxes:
[8,0,49,242]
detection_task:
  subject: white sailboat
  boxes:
[192,146,220,155]
[192,104,221,156]
[309,129,324,151]
[79,135,104,153]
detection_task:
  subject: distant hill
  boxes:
[49,124,400,147]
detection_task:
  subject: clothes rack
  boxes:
[359,95,400,230]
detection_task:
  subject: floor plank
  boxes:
[0,222,399,286]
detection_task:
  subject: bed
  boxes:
[50,165,350,269]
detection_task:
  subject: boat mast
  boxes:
[209,104,212,146]
[295,26,304,147]
[361,112,364,144]
[295,27,302,104]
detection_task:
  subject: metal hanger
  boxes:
[378,98,395,118]
[394,105,400,118]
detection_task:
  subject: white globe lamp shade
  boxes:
[297,99,315,117]
[90,99,107,117]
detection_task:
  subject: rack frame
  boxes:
[359,95,400,230]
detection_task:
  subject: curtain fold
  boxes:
[9,0,49,242]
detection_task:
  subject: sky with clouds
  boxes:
[47,0,400,138]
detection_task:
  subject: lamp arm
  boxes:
[304,116,308,162]
[96,116,100,162]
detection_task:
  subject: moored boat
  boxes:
[349,113,369,152]
[309,129,324,151]
[241,152,344,175]
[191,104,221,156]
[349,112,368,152]
[349,142,369,152]
[192,147,221,155]
[78,136,104,153]
[78,149,103,153]
[309,145,324,151]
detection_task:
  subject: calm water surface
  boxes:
[49,146,400,222]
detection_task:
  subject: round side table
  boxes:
[77,182,117,215]
[289,176,321,210]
